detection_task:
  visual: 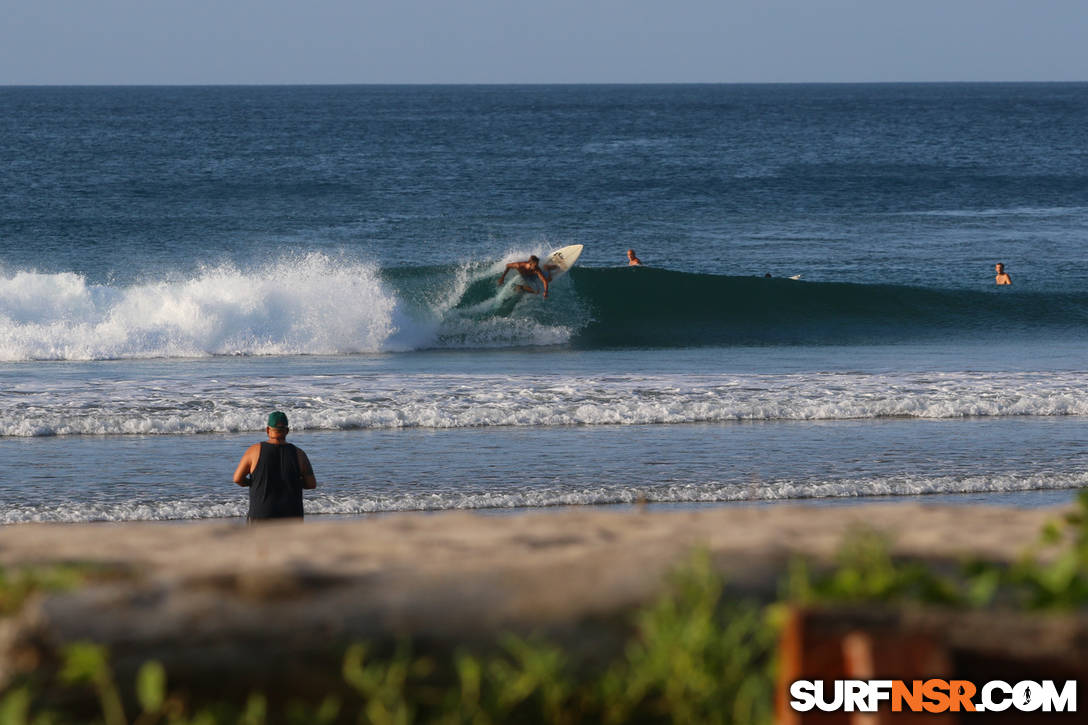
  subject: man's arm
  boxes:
[537,269,549,298]
[297,449,317,489]
[232,444,259,486]
[498,262,517,285]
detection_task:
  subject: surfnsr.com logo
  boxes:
[789,679,1077,714]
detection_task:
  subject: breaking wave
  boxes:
[2,254,1087,361]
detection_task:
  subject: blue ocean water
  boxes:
[2,84,1086,522]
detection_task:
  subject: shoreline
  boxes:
[8,413,1088,525]
[3,486,1080,527]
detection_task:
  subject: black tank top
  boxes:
[248,442,304,520]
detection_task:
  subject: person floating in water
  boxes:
[498,255,553,298]
[995,263,1012,285]
[627,249,642,266]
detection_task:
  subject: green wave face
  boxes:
[381,264,1088,350]
[572,267,1088,347]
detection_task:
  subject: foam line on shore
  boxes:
[3,371,1088,437]
[4,471,1083,523]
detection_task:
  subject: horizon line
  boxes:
[3,79,1088,88]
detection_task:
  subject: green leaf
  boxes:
[135,661,166,713]
[241,693,267,725]
[0,688,30,725]
[1040,522,1063,545]
[59,642,109,685]
[314,696,341,725]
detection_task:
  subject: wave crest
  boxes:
[0,254,409,360]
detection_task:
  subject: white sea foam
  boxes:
[301,471,1088,512]
[0,254,415,360]
[0,253,575,360]
[3,370,1088,437]
[3,471,1083,523]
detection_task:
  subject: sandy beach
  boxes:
[0,503,1060,673]
[0,504,1058,614]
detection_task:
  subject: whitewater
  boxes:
[0,251,588,360]
[4,368,1088,438]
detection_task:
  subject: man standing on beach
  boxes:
[232,411,316,521]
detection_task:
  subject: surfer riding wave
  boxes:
[497,255,558,298]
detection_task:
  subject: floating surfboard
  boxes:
[542,244,583,279]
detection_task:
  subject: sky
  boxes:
[2,0,1087,85]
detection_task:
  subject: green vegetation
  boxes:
[2,491,1088,724]
[0,554,777,725]
[789,490,1088,612]
[0,564,104,616]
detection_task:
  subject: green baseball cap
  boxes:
[267,411,289,428]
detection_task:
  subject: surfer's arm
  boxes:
[498,262,518,284]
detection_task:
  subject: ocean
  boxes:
[2,83,1087,523]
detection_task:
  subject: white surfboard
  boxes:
[498,244,583,299]
[543,244,583,279]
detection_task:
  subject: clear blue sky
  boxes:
[3,0,1087,84]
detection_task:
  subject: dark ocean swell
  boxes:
[561,268,1088,348]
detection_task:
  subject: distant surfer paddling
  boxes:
[995,262,1012,286]
[498,255,553,298]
